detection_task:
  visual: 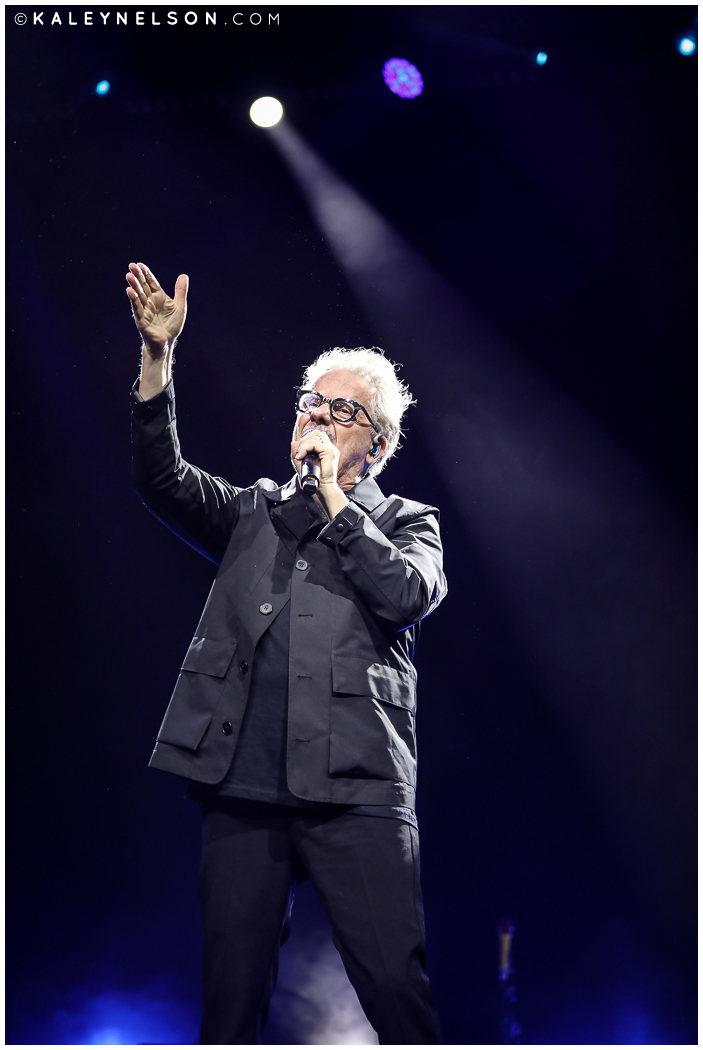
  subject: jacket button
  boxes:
[239,660,249,674]
[295,558,308,571]
[259,602,273,615]
[336,522,344,531]
[222,721,233,735]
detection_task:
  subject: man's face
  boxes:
[292,369,379,490]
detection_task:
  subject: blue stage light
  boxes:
[536,52,548,66]
[382,58,424,99]
[90,1028,123,1044]
[95,80,110,95]
[678,36,696,55]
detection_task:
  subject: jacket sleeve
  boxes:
[317,497,447,628]
[131,380,241,565]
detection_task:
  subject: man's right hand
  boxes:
[127,263,189,399]
[126,262,189,354]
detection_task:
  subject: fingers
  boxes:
[137,263,161,293]
[125,277,144,320]
[173,273,189,312]
[128,262,159,302]
[126,263,188,316]
[294,430,337,460]
[128,262,148,287]
[125,278,144,309]
[126,263,149,308]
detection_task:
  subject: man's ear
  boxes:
[366,435,388,464]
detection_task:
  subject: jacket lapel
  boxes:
[263,473,388,545]
[261,476,298,505]
[348,475,386,514]
[264,476,326,549]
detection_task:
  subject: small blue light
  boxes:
[96,80,110,95]
[382,58,423,99]
[678,36,696,55]
[536,52,548,66]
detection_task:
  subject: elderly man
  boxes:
[127,262,447,1045]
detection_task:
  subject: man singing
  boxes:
[127,262,447,1045]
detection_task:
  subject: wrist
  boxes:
[139,342,172,399]
[318,479,345,496]
[141,338,171,361]
[317,483,348,521]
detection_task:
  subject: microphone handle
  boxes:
[301,453,321,493]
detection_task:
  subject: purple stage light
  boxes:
[382,58,424,99]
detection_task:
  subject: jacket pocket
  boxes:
[331,655,417,712]
[157,635,238,751]
[329,656,417,785]
[181,635,238,676]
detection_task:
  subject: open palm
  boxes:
[126,262,188,349]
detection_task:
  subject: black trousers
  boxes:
[198,798,442,1045]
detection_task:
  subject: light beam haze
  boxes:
[266,934,378,1044]
[266,119,695,911]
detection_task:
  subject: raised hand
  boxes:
[126,262,188,353]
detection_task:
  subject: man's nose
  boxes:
[310,401,331,424]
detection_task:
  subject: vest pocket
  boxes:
[157,636,238,751]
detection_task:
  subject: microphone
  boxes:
[301,452,320,493]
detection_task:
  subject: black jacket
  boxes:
[131,381,447,808]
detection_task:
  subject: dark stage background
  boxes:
[6,5,697,1045]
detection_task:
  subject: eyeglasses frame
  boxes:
[294,387,378,433]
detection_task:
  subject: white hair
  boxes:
[301,346,415,476]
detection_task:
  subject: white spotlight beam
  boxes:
[266,120,695,908]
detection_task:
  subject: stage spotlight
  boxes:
[678,36,696,55]
[382,58,424,98]
[95,80,110,95]
[536,52,548,65]
[250,96,283,127]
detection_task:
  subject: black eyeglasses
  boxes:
[295,388,378,430]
